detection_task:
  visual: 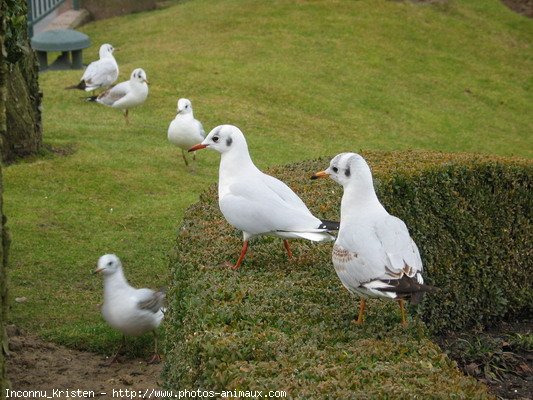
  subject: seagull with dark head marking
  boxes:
[87,68,149,124]
[189,124,339,270]
[312,153,437,326]
[94,254,164,364]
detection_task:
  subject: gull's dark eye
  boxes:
[332,167,338,173]
[107,261,113,266]
[213,136,219,143]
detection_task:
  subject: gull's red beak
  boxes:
[311,170,329,180]
[188,143,208,152]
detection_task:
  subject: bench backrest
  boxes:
[27,0,80,37]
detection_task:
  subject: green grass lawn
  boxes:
[4,0,532,358]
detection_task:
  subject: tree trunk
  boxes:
[1,1,13,397]
[1,0,42,164]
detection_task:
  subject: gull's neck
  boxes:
[101,52,115,60]
[177,111,194,120]
[340,178,385,222]
[130,81,147,93]
[103,267,130,299]
[218,144,258,192]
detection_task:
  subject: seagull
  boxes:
[189,125,338,270]
[167,98,205,166]
[87,68,149,124]
[65,43,118,93]
[94,254,164,364]
[312,153,436,326]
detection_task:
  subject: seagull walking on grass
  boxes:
[189,125,338,270]
[88,68,149,124]
[167,98,205,166]
[312,153,436,326]
[65,43,118,93]
[94,254,164,364]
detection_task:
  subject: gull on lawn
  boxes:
[88,68,149,124]
[189,124,339,270]
[65,43,118,94]
[94,254,164,364]
[167,98,205,166]
[312,153,437,326]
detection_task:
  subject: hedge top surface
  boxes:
[165,150,531,396]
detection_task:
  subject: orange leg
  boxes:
[283,240,293,258]
[230,240,249,270]
[147,331,161,364]
[354,299,366,325]
[106,334,126,365]
[397,299,408,327]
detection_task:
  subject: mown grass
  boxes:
[4,0,532,360]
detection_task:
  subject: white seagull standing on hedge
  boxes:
[94,254,165,364]
[65,43,118,93]
[167,98,205,166]
[188,124,339,270]
[312,153,436,326]
[88,68,149,124]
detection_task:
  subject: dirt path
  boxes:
[6,326,163,398]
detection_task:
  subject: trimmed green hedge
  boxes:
[163,151,531,397]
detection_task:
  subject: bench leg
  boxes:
[71,50,83,69]
[36,51,48,71]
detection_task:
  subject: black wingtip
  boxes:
[65,80,86,90]
[378,275,438,305]
[86,95,98,102]
[318,219,340,231]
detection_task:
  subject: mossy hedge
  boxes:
[163,150,531,397]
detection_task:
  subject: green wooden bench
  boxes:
[30,29,90,71]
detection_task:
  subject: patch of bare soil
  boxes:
[501,0,533,17]
[437,320,533,400]
[6,326,163,398]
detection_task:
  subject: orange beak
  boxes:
[311,170,329,180]
[188,143,208,152]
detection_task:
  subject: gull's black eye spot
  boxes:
[226,137,233,146]
[107,261,113,266]
[345,167,351,177]
[213,136,219,143]
[332,167,338,173]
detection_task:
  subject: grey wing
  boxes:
[374,215,423,277]
[97,82,129,106]
[196,120,206,138]
[220,181,320,235]
[261,173,310,212]
[137,289,165,313]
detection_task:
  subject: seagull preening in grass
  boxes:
[167,98,205,166]
[189,125,338,270]
[65,43,118,93]
[94,254,164,364]
[87,68,149,124]
[312,153,436,326]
